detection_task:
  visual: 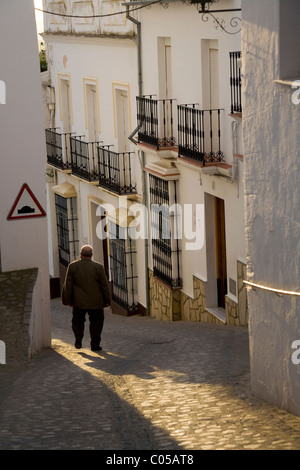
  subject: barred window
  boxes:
[149,174,181,288]
[108,222,138,312]
[55,194,79,266]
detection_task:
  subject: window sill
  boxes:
[228,112,242,120]
[143,160,180,181]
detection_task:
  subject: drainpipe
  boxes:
[126,5,142,98]
[126,6,150,316]
[230,120,238,184]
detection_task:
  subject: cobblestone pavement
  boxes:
[0,298,299,451]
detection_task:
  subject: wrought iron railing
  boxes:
[230,51,242,114]
[98,146,136,195]
[70,136,100,182]
[177,104,224,164]
[136,95,176,149]
[45,128,72,170]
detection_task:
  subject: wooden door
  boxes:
[215,197,227,308]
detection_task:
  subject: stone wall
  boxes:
[149,271,224,324]
[149,265,248,327]
[225,296,238,325]
[181,276,224,325]
[0,268,38,366]
[148,270,181,321]
[238,260,248,326]
[181,276,205,322]
[226,261,248,326]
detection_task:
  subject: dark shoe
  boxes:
[91,346,102,351]
[75,339,82,349]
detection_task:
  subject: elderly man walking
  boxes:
[62,245,111,351]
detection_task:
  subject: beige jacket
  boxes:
[62,258,110,310]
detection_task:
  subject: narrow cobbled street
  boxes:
[0,299,299,451]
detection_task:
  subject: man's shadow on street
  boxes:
[77,349,157,380]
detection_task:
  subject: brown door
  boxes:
[101,215,109,280]
[215,197,227,308]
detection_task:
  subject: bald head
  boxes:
[80,245,93,259]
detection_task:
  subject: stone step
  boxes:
[205,307,226,324]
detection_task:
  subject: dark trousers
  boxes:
[72,307,104,348]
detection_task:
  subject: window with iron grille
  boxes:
[108,221,138,311]
[55,194,79,266]
[229,51,242,114]
[149,174,182,288]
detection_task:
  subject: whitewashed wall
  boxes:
[0,0,51,352]
[242,0,300,416]
[139,0,242,159]
[177,161,245,301]
[43,0,244,315]
[46,36,138,142]
[138,0,244,305]
[43,0,136,36]
[43,3,148,306]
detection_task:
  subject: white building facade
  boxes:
[0,0,51,358]
[133,0,246,324]
[43,0,246,325]
[43,0,146,314]
[242,0,300,416]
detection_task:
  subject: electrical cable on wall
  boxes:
[35,1,161,19]
[35,2,241,34]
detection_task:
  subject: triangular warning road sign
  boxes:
[7,183,46,220]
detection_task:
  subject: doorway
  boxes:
[157,37,174,140]
[86,83,99,142]
[115,88,130,152]
[205,194,227,310]
[60,76,72,164]
[90,201,109,280]
[215,197,227,308]
[60,77,72,134]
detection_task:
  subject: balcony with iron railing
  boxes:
[45,131,137,193]
[45,128,72,171]
[230,51,242,115]
[136,96,225,166]
[177,104,224,165]
[70,136,101,183]
[98,145,137,195]
[136,95,177,150]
